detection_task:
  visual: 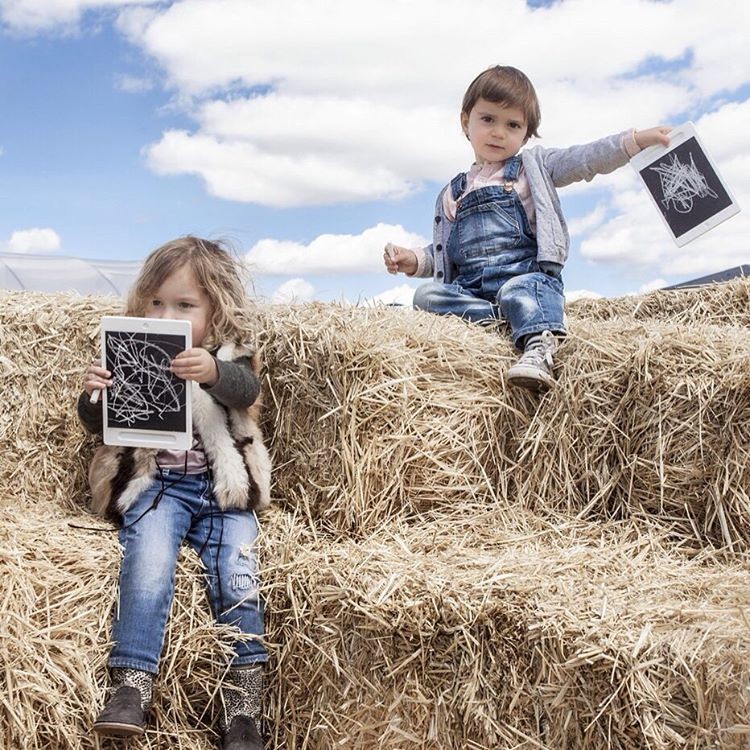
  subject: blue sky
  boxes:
[1,0,748,304]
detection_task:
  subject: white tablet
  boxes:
[100,316,193,450]
[631,121,740,247]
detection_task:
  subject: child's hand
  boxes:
[634,126,672,150]
[383,243,418,276]
[171,348,218,386]
[84,360,111,397]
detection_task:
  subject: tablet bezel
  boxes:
[630,121,740,247]
[101,316,193,450]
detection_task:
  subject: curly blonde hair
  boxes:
[125,236,257,350]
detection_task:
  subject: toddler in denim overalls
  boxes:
[384,65,671,391]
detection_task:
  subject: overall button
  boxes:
[435,216,441,224]
[437,271,444,279]
[436,244,443,252]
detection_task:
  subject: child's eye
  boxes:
[179,302,194,309]
[151,300,162,307]
[481,116,493,123]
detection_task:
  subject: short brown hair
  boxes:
[461,65,541,139]
[126,236,256,350]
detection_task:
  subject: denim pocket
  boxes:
[455,201,521,261]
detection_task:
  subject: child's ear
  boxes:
[460,111,470,139]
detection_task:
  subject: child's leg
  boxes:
[497,271,566,391]
[109,474,195,673]
[188,507,266,664]
[188,508,265,747]
[496,271,566,348]
[95,472,195,736]
[413,281,499,324]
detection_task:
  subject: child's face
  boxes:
[461,98,529,163]
[144,264,213,347]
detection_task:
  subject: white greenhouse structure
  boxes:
[0,253,142,297]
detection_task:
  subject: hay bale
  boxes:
[4,501,748,749]
[3,289,750,749]
[568,277,750,327]
[0,292,118,511]
[260,302,530,536]
[264,508,750,749]
[3,291,750,545]
[260,302,750,546]
[516,320,750,548]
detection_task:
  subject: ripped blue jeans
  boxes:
[108,470,266,674]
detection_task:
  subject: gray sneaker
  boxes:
[506,330,558,391]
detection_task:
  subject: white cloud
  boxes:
[364,284,417,307]
[116,73,154,93]
[114,0,750,207]
[638,278,667,294]
[0,0,158,32]
[567,204,608,238]
[146,129,422,207]
[144,93,460,205]
[0,146,4,157]
[5,227,61,253]
[245,223,428,275]
[271,278,315,304]
[6,0,748,288]
[565,289,602,303]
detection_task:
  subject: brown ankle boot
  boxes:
[220,666,263,750]
[93,668,153,737]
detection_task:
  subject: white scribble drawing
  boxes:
[108,334,184,425]
[650,152,718,214]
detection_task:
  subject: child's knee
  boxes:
[413,281,444,311]
[223,545,261,601]
[499,271,561,301]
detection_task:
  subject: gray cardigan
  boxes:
[413,131,631,284]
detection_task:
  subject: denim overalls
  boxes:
[413,156,566,349]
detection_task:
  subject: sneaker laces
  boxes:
[518,330,557,369]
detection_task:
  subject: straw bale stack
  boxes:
[259,299,750,547]
[3,501,749,749]
[2,288,750,750]
[568,277,750,327]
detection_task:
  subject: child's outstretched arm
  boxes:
[538,126,672,187]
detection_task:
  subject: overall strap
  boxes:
[501,155,522,190]
[450,172,467,201]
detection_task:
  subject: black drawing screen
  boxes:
[639,136,733,238]
[105,331,187,432]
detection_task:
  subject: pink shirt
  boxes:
[158,433,208,473]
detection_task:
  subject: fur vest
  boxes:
[88,342,272,522]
